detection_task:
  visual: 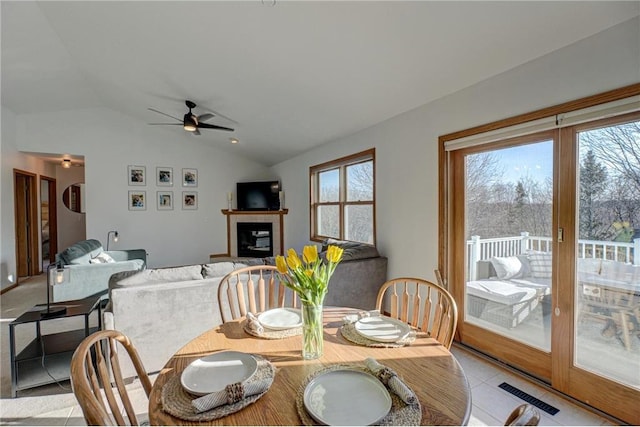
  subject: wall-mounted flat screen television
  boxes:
[236,180,280,211]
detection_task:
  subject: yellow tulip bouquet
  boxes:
[275,244,344,358]
[275,245,344,305]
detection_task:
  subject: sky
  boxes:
[497,140,553,184]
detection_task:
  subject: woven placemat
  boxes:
[295,364,422,426]
[340,322,416,348]
[242,319,303,339]
[161,355,275,422]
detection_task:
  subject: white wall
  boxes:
[271,17,640,282]
[11,108,269,268]
[1,106,57,290]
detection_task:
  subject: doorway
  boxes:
[14,169,39,281]
[40,176,58,270]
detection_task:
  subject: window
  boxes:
[310,149,375,244]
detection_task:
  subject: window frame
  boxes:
[309,148,376,245]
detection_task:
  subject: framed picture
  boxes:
[182,168,198,187]
[157,191,173,210]
[128,165,146,186]
[128,191,146,211]
[182,191,197,210]
[156,167,173,186]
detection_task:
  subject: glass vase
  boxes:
[301,302,324,359]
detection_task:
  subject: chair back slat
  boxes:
[376,277,459,348]
[218,265,298,322]
[71,330,152,426]
[247,275,257,314]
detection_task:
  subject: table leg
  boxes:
[9,324,17,398]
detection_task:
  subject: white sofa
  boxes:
[102,261,249,377]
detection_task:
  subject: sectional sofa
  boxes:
[103,240,388,376]
[52,239,146,302]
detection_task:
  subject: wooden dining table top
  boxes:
[148,306,472,426]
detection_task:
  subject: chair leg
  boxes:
[614,312,631,351]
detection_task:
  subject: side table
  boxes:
[9,295,102,397]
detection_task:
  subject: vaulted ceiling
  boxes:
[2,1,638,165]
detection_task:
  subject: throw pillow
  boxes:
[490,256,525,280]
[528,252,552,278]
[89,252,116,264]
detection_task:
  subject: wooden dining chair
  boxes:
[504,404,541,426]
[218,265,299,322]
[375,277,458,348]
[70,329,153,426]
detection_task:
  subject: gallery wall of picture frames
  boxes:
[127,165,198,211]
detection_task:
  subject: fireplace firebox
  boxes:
[237,222,273,257]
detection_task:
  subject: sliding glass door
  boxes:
[445,104,640,424]
[451,131,555,381]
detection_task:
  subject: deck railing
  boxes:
[466,232,638,280]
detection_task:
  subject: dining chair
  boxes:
[70,329,153,426]
[375,277,458,348]
[504,403,541,426]
[218,265,298,322]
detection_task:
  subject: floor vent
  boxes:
[498,382,560,416]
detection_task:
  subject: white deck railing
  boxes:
[466,232,639,280]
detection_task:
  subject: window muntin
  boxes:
[310,149,375,244]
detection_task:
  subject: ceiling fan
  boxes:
[148,100,234,135]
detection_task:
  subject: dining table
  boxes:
[148,306,472,426]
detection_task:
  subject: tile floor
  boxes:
[0,275,620,426]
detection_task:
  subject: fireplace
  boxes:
[237,222,274,257]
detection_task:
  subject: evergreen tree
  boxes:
[579,149,608,239]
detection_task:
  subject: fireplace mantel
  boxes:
[221,209,288,257]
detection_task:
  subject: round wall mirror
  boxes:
[62,183,86,213]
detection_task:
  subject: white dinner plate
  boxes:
[180,351,257,396]
[257,308,302,330]
[303,369,392,426]
[354,315,412,343]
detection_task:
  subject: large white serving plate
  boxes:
[354,315,412,343]
[180,351,257,396]
[303,369,391,426]
[257,308,302,330]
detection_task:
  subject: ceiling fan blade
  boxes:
[198,122,235,132]
[148,123,183,125]
[193,129,201,136]
[197,113,215,122]
[204,108,238,125]
[148,108,182,122]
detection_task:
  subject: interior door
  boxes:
[14,170,39,280]
[450,131,556,381]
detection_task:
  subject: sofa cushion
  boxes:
[321,238,379,261]
[89,252,116,264]
[490,256,526,280]
[528,252,552,278]
[59,239,104,265]
[202,262,248,279]
[112,265,204,287]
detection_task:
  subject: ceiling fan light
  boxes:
[61,159,71,168]
[184,123,197,132]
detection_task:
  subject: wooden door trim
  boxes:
[40,175,58,266]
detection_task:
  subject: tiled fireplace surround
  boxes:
[222,209,288,257]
